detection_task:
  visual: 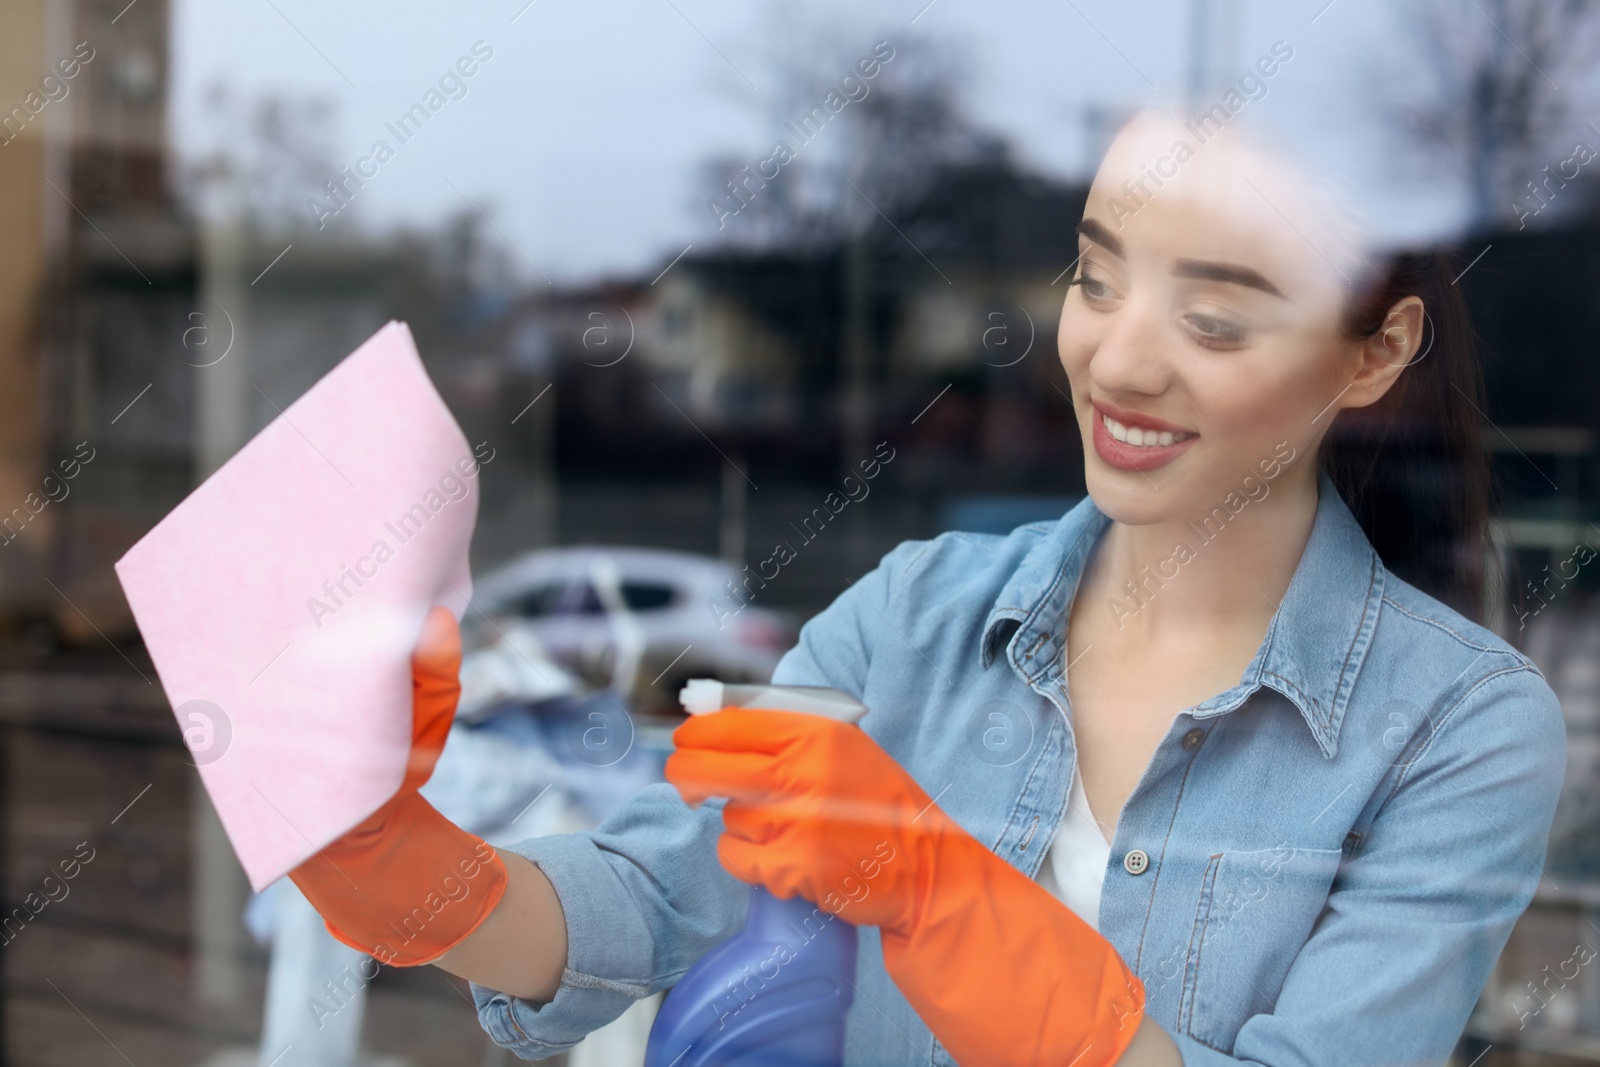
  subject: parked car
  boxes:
[466,546,796,714]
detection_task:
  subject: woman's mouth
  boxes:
[1090,405,1199,472]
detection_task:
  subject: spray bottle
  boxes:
[642,679,868,1067]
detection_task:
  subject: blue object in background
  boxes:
[643,887,857,1067]
[467,692,667,823]
[939,493,1081,536]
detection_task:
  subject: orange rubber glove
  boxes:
[288,606,508,967]
[667,707,1146,1067]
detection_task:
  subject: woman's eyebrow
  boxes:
[1076,218,1123,257]
[1172,259,1287,299]
[1077,216,1288,299]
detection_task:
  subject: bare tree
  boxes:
[1388,0,1600,231]
[698,22,999,251]
[181,82,338,231]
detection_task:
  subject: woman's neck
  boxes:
[1081,466,1322,645]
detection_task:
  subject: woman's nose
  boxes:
[1087,300,1172,396]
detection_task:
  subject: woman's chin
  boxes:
[1085,452,1229,527]
[1083,465,1182,527]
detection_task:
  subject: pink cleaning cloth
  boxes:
[115,320,484,890]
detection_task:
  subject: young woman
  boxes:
[289,112,1568,1065]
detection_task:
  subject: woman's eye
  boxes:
[1072,275,1117,304]
[1184,312,1248,346]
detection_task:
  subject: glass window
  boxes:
[511,582,568,618]
[620,580,678,611]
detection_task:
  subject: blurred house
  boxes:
[1450,223,1600,633]
[0,0,195,646]
[1464,222,1600,520]
[1,0,555,647]
[511,156,1090,498]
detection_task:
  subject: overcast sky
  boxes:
[170,0,1457,285]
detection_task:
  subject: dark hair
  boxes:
[1323,248,1493,622]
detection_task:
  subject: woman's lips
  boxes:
[1090,409,1199,472]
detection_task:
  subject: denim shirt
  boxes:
[472,469,1567,1064]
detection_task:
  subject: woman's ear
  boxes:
[1342,295,1424,410]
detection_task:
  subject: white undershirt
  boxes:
[1035,764,1113,932]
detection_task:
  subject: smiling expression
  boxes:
[1058,113,1371,524]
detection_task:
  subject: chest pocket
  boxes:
[1179,845,1343,1052]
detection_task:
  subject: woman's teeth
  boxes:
[1101,413,1197,448]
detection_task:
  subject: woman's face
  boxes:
[1059,115,1368,525]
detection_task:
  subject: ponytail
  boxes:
[1323,247,1494,622]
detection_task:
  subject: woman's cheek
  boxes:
[1249,344,1334,444]
[1200,357,1315,469]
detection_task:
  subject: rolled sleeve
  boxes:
[472,784,749,1059]
[1168,664,1567,1065]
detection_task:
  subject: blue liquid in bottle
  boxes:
[644,681,868,1067]
[643,886,857,1067]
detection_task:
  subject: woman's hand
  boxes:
[667,705,1154,1067]
[289,606,509,967]
[666,708,935,933]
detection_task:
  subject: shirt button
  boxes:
[1123,848,1149,875]
[1182,727,1206,752]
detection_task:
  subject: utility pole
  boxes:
[719,451,747,571]
[838,229,874,577]
[192,203,252,1016]
[1185,0,1243,110]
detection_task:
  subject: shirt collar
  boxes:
[979,468,1385,760]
